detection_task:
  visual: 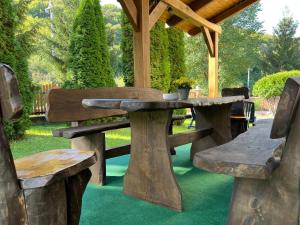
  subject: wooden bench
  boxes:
[46,88,191,186]
[194,77,300,225]
[0,64,96,225]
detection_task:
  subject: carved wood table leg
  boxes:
[191,104,232,160]
[124,110,182,211]
[24,180,68,225]
[71,133,106,185]
[66,169,92,225]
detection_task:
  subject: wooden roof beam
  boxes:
[167,0,213,26]
[201,27,214,57]
[149,2,169,30]
[162,0,222,34]
[188,0,258,35]
[118,0,138,31]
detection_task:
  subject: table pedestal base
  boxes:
[124,110,182,212]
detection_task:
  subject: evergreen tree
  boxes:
[0,0,35,139]
[167,27,186,92]
[0,0,16,68]
[150,21,171,92]
[94,0,115,86]
[260,10,300,73]
[121,12,134,86]
[68,0,115,88]
[121,16,171,91]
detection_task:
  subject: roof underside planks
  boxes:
[158,0,259,35]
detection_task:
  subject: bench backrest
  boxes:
[0,64,27,224]
[46,87,163,122]
[271,77,300,139]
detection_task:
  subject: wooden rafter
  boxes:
[201,27,214,57]
[167,0,213,26]
[149,2,169,30]
[118,0,138,31]
[162,0,222,34]
[188,0,258,35]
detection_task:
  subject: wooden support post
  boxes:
[133,0,151,88]
[208,32,219,98]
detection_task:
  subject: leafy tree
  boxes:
[38,0,80,83]
[260,10,300,73]
[186,3,263,93]
[167,27,186,92]
[67,0,115,88]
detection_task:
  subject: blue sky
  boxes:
[100,0,300,37]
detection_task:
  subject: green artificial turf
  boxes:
[11,121,233,225]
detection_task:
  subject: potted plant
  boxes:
[173,76,195,100]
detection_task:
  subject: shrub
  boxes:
[253,70,300,114]
[253,70,300,98]
[167,27,186,92]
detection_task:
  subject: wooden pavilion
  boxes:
[118,0,259,97]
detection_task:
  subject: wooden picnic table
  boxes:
[82,96,244,212]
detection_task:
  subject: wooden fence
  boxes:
[32,83,59,115]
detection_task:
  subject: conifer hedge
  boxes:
[68,0,115,88]
[0,0,33,140]
[167,27,186,92]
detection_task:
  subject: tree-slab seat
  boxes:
[15,149,97,189]
[193,119,285,179]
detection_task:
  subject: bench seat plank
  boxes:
[193,120,285,179]
[53,121,131,139]
[15,149,96,189]
[53,115,192,139]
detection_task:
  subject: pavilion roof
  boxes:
[157,0,258,35]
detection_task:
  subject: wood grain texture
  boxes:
[118,0,138,30]
[162,0,222,34]
[271,77,300,139]
[46,87,162,122]
[15,149,96,189]
[24,180,67,225]
[71,134,106,185]
[169,128,213,148]
[190,103,233,160]
[149,1,168,30]
[208,32,219,98]
[0,125,28,225]
[0,64,23,120]
[133,0,151,88]
[193,120,285,179]
[123,110,182,211]
[66,169,91,225]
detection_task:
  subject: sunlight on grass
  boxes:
[11,119,193,159]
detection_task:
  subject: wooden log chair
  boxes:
[46,88,191,186]
[0,64,97,225]
[194,77,300,225]
[222,87,255,138]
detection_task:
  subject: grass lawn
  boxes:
[11,120,192,159]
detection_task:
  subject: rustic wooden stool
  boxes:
[0,64,96,225]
